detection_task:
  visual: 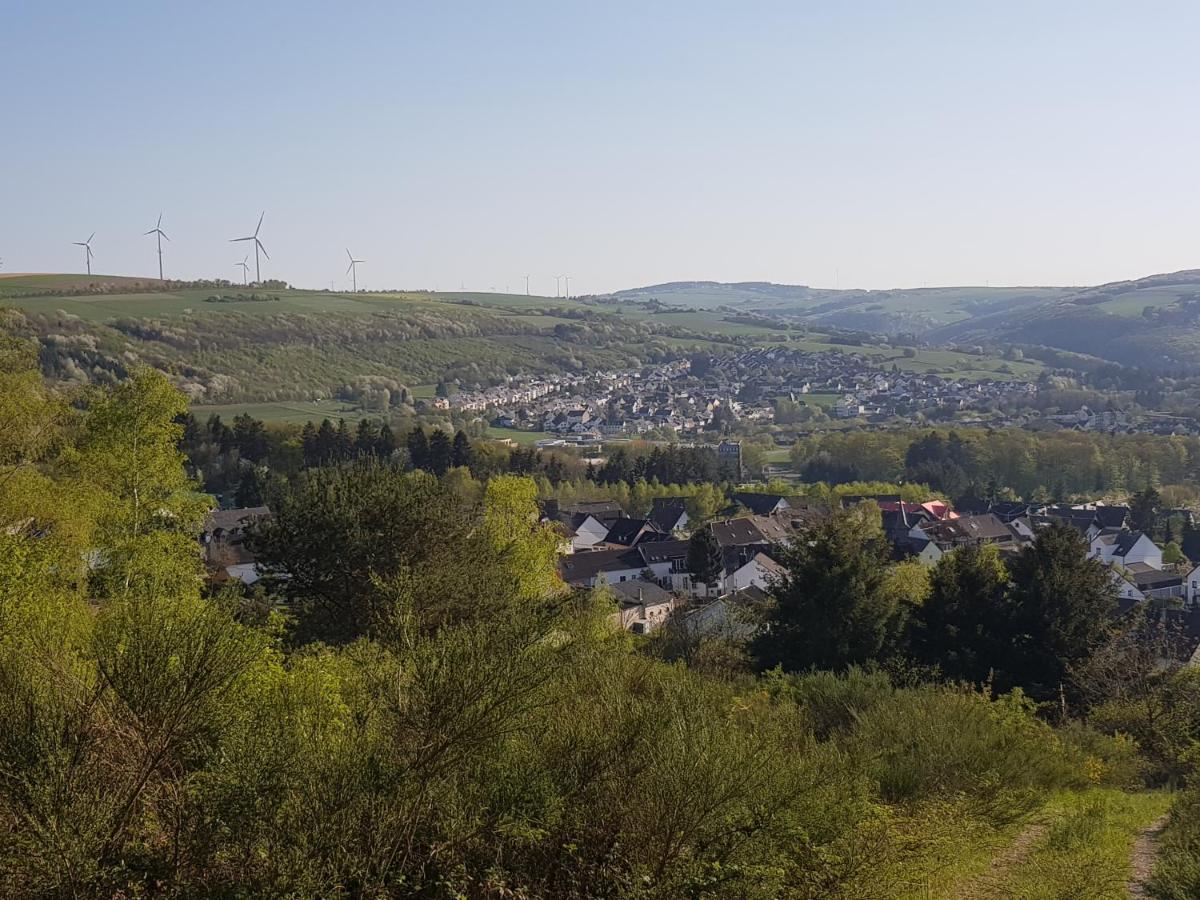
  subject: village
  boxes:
[204,488,1200,661]
[425,346,1200,442]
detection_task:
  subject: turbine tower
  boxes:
[563,274,571,299]
[73,233,95,276]
[555,274,562,297]
[230,212,269,283]
[345,249,364,292]
[144,213,170,280]
[524,273,530,295]
[234,255,250,285]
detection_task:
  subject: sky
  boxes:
[3,0,1200,294]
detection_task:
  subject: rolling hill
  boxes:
[606,271,1200,370]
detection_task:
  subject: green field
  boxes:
[191,399,370,424]
[485,426,558,446]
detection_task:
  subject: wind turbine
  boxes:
[563,274,571,299]
[345,249,364,292]
[555,274,562,297]
[230,212,269,283]
[144,213,170,280]
[234,255,250,285]
[74,233,95,276]
[523,273,530,295]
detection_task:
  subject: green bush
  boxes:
[851,685,1079,823]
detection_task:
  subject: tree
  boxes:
[909,543,1011,683]
[334,419,354,461]
[377,423,397,458]
[753,506,901,672]
[1006,523,1119,701]
[232,413,268,462]
[406,427,429,470]
[451,430,473,469]
[1130,486,1161,534]
[427,428,452,476]
[235,465,267,507]
[686,528,724,594]
[355,418,380,457]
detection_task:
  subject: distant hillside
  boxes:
[606,272,1200,370]
[604,280,1073,333]
[929,269,1200,370]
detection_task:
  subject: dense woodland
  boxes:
[4,333,1200,896]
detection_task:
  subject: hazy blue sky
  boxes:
[3,1,1199,293]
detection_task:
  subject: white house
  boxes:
[723,552,786,594]
[1090,531,1163,570]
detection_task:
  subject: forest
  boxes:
[3,333,1200,897]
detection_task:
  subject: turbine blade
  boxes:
[255,211,265,236]
[257,240,269,260]
[88,233,94,244]
[144,229,157,235]
[231,236,253,242]
[160,231,170,241]
[346,261,355,275]
[346,248,353,261]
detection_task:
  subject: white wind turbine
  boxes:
[230,212,269,282]
[144,213,169,280]
[345,249,364,292]
[73,233,95,275]
[234,255,250,285]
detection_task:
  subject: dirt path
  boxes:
[1128,813,1169,898]
[957,821,1048,899]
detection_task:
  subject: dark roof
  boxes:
[648,497,688,532]
[1124,563,1181,590]
[1093,506,1130,529]
[989,501,1033,522]
[608,580,673,607]
[710,518,769,548]
[925,513,1015,545]
[1114,531,1149,556]
[731,492,789,516]
[559,548,644,582]
[603,518,663,547]
[637,539,690,565]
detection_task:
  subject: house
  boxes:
[648,497,689,535]
[202,506,270,584]
[602,517,666,548]
[724,551,786,594]
[559,539,691,590]
[607,581,677,634]
[559,548,647,587]
[562,513,610,552]
[916,514,1019,551]
[1091,531,1163,570]
[1110,567,1146,609]
[677,585,766,641]
[1121,563,1184,601]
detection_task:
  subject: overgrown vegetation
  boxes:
[1,331,1197,897]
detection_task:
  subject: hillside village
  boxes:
[428,346,1200,441]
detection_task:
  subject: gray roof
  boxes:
[205,506,270,533]
[710,518,769,548]
[608,580,673,607]
[559,548,644,582]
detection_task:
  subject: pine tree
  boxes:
[355,418,380,458]
[686,527,724,593]
[314,419,337,466]
[1007,523,1119,701]
[451,430,473,469]
[428,428,453,476]
[334,419,354,461]
[406,427,429,470]
[909,543,1011,683]
[300,421,318,467]
[753,506,899,672]
[377,423,397,459]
